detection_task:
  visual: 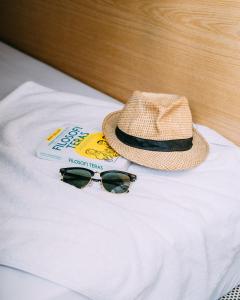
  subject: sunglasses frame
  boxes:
[60,167,137,193]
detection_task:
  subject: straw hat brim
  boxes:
[102,111,209,170]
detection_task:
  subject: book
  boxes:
[36,124,130,171]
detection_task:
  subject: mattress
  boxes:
[1,42,240,300]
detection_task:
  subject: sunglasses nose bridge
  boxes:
[93,171,101,176]
[91,178,101,182]
[90,171,102,184]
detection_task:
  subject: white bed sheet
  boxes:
[1,43,240,300]
[0,42,104,300]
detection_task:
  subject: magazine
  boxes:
[36,124,130,171]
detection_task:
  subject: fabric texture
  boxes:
[115,126,193,151]
[102,91,209,170]
[1,82,240,300]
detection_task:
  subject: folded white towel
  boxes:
[0,82,240,300]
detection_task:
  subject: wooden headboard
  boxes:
[0,1,240,145]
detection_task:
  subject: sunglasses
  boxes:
[60,167,137,194]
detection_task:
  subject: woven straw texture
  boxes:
[103,92,209,170]
[219,285,240,300]
[118,91,193,140]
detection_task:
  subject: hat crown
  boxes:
[118,91,193,140]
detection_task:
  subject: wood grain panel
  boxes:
[0,0,240,144]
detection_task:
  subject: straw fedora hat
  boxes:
[102,91,209,170]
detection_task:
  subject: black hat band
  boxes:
[115,126,193,152]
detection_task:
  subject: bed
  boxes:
[0,2,240,300]
[0,42,240,300]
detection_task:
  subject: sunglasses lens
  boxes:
[62,169,92,189]
[101,172,130,193]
